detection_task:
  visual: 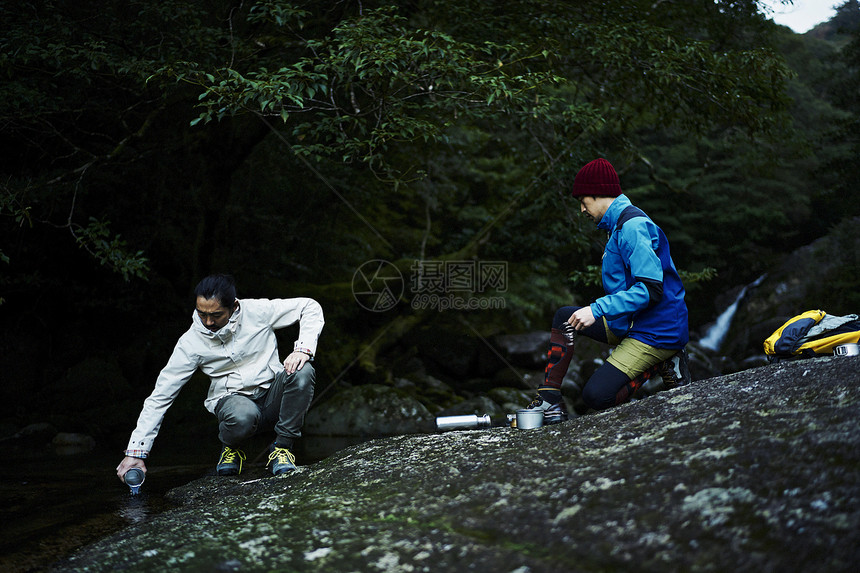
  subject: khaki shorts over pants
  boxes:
[603,319,678,379]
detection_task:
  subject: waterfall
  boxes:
[698,274,766,351]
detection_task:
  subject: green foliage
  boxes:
[1,0,856,407]
[0,0,227,283]
[567,265,717,290]
[150,1,797,192]
[74,218,150,282]
[567,21,790,135]
[0,187,33,232]
[166,5,563,180]
[679,267,718,286]
[804,217,860,314]
[815,4,860,230]
[568,265,603,290]
[247,0,311,27]
[1,0,799,288]
[0,184,32,277]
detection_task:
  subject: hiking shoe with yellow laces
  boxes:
[267,444,297,475]
[216,446,246,476]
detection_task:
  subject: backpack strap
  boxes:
[613,204,664,306]
[616,205,648,231]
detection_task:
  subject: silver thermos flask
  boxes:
[435,414,492,431]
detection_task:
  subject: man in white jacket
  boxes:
[115,274,324,479]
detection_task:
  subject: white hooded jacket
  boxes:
[125,297,324,457]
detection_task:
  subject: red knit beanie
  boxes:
[571,158,622,198]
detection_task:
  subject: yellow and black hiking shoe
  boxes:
[267,445,297,476]
[216,446,246,476]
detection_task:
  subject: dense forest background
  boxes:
[2,0,859,449]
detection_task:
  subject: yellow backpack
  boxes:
[764,310,860,362]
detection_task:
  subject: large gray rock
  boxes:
[492,331,550,369]
[304,384,434,436]
[56,356,860,572]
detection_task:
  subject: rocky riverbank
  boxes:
[55,355,860,572]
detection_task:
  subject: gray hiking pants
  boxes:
[214,363,315,450]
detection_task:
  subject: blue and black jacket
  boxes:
[590,194,689,349]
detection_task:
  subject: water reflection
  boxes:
[0,446,210,572]
[117,495,151,525]
[0,434,372,571]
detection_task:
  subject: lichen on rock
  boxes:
[55,356,860,572]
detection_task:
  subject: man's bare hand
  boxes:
[116,456,147,482]
[283,351,309,374]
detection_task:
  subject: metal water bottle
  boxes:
[435,414,492,431]
[124,468,145,495]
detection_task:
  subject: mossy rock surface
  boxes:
[56,357,860,572]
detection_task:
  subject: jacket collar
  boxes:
[596,194,631,231]
[191,301,242,343]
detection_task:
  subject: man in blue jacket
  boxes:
[525,158,690,423]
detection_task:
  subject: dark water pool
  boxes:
[0,435,366,572]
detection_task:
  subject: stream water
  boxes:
[0,435,365,572]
